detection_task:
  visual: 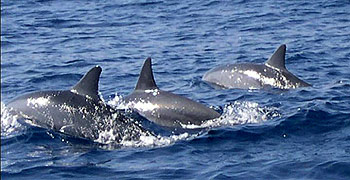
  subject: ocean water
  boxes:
[1,0,350,179]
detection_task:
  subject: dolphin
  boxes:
[7,66,148,142]
[202,44,311,89]
[124,58,221,128]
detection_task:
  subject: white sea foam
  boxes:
[1,102,25,137]
[120,132,193,148]
[107,92,128,109]
[94,112,194,148]
[219,101,280,125]
[181,101,280,129]
[95,128,121,145]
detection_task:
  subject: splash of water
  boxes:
[94,102,196,148]
[1,102,26,137]
[107,93,128,109]
[181,101,281,129]
[220,101,280,124]
[120,132,192,147]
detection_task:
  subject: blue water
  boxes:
[1,0,350,179]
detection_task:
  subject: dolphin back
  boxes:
[125,57,221,128]
[202,44,311,89]
[6,66,150,142]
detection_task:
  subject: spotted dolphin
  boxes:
[7,66,149,142]
[202,44,311,89]
[124,58,221,128]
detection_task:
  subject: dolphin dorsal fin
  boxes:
[135,57,158,90]
[72,66,102,100]
[265,44,287,70]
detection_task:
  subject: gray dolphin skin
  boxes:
[7,66,147,142]
[202,44,311,89]
[124,58,221,128]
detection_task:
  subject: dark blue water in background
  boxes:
[1,0,350,179]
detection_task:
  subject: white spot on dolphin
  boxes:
[242,70,261,79]
[145,89,160,96]
[27,97,50,107]
[70,89,78,94]
[128,99,160,112]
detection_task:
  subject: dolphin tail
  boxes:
[135,57,158,90]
